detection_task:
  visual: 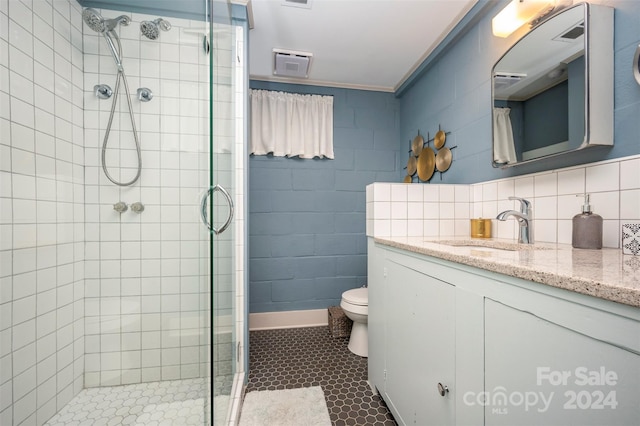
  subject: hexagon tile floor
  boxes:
[44,378,214,426]
[246,326,397,426]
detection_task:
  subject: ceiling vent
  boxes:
[273,49,313,79]
[494,72,526,90]
[554,21,585,42]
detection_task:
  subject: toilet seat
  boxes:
[342,288,368,306]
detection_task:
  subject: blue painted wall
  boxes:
[248,81,400,313]
[399,0,640,182]
[521,81,569,151]
[250,0,640,314]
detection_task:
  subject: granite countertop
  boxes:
[373,236,640,308]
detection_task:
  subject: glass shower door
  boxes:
[204,3,237,424]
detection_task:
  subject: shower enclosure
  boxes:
[0,0,245,425]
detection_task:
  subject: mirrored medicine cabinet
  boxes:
[491,3,613,168]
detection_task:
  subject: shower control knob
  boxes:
[130,202,145,213]
[437,383,449,397]
[137,88,153,102]
[113,202,128,213]
[94,84,113,99]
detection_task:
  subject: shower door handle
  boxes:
[212,184,234,235]
[200,188,213,231]
[200,185,234,235]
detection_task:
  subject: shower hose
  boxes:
[101,32,142,187]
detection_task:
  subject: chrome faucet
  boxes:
[496,196,533,244]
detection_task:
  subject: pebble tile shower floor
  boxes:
[246,326,397,426]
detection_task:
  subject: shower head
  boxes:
[140,18,172,40]
[82,8,106,33]
[82,8,130,71]
[82,8,131,34]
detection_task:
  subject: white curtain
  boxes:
[493,107,517,164]
[250,89,334,159]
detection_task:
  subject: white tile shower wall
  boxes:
[82,11,214,388]
[367,155,640,249]
[0,1,86,425]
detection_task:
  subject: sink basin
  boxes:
[427,239,548,251]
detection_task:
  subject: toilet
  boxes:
[340,287,368,357]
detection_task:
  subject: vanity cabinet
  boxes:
[382,258,455,425]
[368,239,640,426]
[485,299,640,425]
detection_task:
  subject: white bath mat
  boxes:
[239,386,331,426]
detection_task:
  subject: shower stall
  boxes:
[0,0,246,425]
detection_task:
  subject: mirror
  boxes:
[492,3,613,168]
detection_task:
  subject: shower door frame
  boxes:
[207,1,244,424]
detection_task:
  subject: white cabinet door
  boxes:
[383,257,455,425]
[485,299,640,426]
[368,239,386,390]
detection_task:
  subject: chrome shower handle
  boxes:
[113,201,128,213]
[94,84,113,99]
[200,185,234,235]
[200,188,213,231]
[137,88,153,102]
[212,184,234,235]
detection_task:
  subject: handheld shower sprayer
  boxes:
[82,8,142,187]
[140,18,172,40]
[82,8,130,71]
[82,8,131,33]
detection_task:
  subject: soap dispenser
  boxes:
[572,194,602,249]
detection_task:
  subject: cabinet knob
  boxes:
[437,382,449,397]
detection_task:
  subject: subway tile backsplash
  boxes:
[367,154,640,248]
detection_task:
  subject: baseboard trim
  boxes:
[249,309,329,331]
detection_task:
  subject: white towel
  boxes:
[493,107,517,164]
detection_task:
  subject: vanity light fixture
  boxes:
[492,0,554,38]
